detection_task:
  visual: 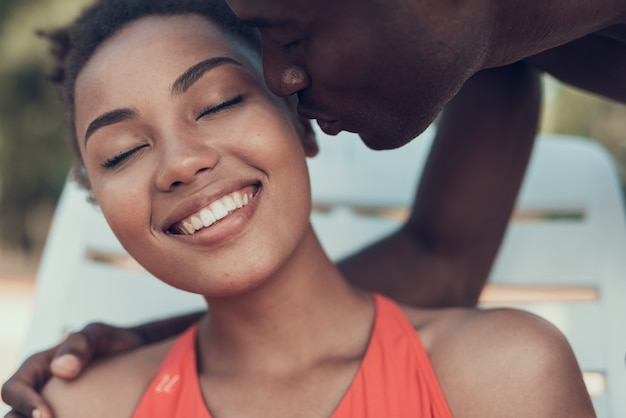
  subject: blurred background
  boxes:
[1,0,626,410]
[0,0,103,407]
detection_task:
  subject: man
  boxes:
[4,0,624,416]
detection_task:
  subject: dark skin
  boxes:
[7,0,624,414]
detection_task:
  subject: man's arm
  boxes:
[339,62,542,307]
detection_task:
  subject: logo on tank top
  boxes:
[154,373,180,394]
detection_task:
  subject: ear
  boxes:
[284,95,319,157]
[296,115,319,157]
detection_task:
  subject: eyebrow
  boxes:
[84,57,243,145]
[84,108,137,145]
[170,56,243,96]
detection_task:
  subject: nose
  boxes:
[155,136,220,192]
[260,34,311,97]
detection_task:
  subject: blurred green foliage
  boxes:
[542,79,626,182]
[0,0,89,254]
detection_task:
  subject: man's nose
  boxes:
[260,35,311,97]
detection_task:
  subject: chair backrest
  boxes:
[21,128,626,417]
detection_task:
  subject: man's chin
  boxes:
[357,127,421,150]
[356,114,436,150]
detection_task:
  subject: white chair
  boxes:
[20,128,626,417]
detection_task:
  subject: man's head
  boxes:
[226,0,490,149]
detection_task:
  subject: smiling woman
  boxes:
[71,12,314,297]
[1,0,596,417]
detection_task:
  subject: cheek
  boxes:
[93,178,151,250]
[240,108,312,226]
[269,146,312,240]
[305,28,375,88]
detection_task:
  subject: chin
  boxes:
[357,124,424,150]
[356,109,437,150]
[367,106,444,149]
[358,133,409,150]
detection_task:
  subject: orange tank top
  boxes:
[133,293,452,417]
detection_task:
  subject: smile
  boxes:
[168,185,259,235]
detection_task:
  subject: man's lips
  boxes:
[165,183,260,235]
[296,104,343,136]
[316,119,342,136]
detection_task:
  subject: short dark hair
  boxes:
[41,0,260,190]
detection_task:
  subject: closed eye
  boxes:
[281,39,301,51]
[102,144,149,168]
[196,94,245,121]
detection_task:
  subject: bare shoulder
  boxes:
[401,306,595,417]
[43,337,174,418]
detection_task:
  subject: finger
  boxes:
[2,349,57,418]
[50,331,97,380]
[82,322,141,353]
[3,407,53,418]
[33,408,53,418]
[50,323,140,380]
[2,380,54,418]
[4,410,27,418]
[49,354,82,381]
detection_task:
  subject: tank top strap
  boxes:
[133,323,212,418]
[331,293,453,417]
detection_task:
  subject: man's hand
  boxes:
[2,323,143,418]
[3,346,56,418]
[2,312,204,418]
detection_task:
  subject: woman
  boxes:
[34,0,594,416]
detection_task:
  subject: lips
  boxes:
[167,184,259,235]
[316,119,342,136]
[297,102,342,136]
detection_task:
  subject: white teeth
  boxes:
[175,188,256,235]
[191,216,203,230]
[232,192,244,207]
[223,196,237,211]
[200,208,216,227]
[210,201,229,220]
[183,222,195,235]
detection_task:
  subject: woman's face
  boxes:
[74,14,314,295]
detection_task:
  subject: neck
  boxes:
[196,224,375,375]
